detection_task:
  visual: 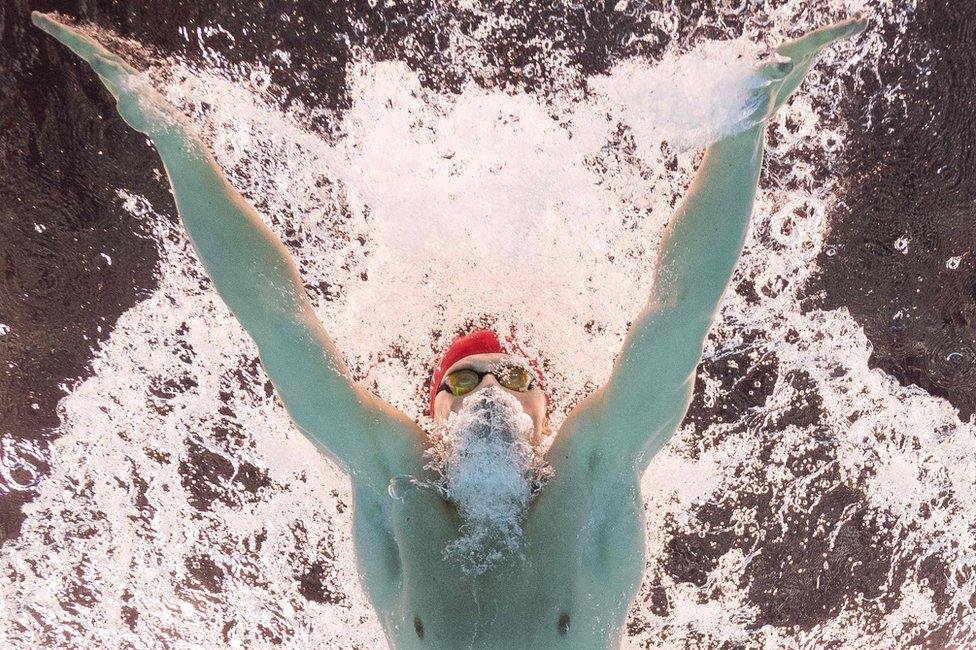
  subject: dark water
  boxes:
[2,0,975,645]
[812,2,976,417]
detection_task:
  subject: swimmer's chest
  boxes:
[354,468,646,649]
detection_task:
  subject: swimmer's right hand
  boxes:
[32,12,177,136]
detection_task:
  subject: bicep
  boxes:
[553,303,707,476]
[605,299,711,417]
[253,313,424,483]
[606,302,709,468]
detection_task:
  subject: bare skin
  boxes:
[33,11,866,648]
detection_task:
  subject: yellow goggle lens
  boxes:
[497,365,532,391]
[446,369,481,396]
[444,365,534,396]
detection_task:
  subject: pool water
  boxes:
[2,1,974,647]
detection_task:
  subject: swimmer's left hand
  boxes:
[749,14,870,123]
[775,14,869,62]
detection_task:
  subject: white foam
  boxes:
[426,386,551,574]
[591,38,765,152]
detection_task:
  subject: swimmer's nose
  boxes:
[478,375,501,390]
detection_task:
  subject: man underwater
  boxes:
[33,11,866,648]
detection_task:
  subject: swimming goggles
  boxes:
[438,364,537,397]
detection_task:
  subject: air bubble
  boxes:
[116,189,153,216]
[249,68,271,91]
[388,474,424,500]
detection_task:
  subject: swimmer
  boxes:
[33,11,866,648]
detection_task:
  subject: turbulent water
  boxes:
[3,1,975,647]
[425,385,551,576]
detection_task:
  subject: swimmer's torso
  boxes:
[351,422,646,649]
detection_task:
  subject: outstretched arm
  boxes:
[33,12,425,486]
[552,17,867,477]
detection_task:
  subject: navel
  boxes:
[414,615,424,640]
[557,613,570,635]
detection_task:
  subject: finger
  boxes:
[31,11,138,76]
[32,12,97,62]
[775,15,869,61]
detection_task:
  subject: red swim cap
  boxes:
[429,329,505,417]
[429,328,550,418]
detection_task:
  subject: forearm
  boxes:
[31,13,315,342]
[650,123,766,320]
[153,132,316,337]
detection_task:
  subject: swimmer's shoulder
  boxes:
[545,383,671,486]
[545,387,629,481]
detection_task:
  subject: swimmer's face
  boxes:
[432,353,547,444]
